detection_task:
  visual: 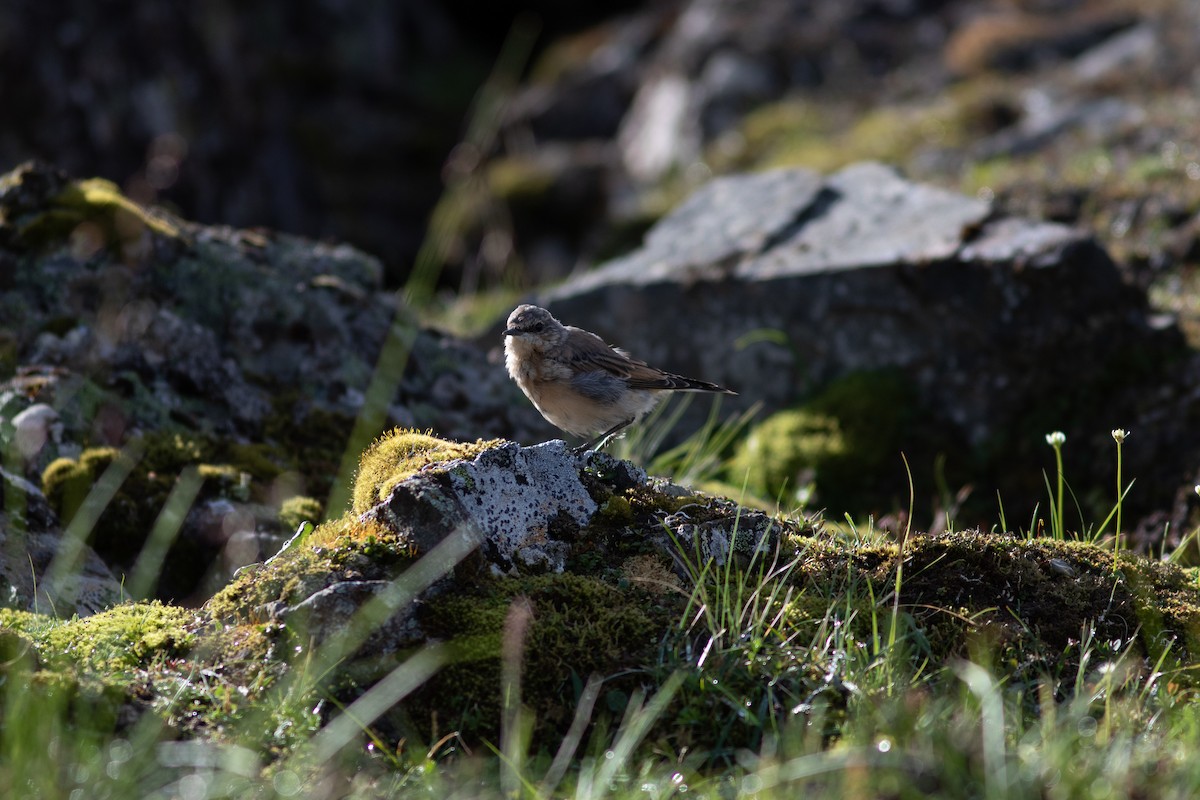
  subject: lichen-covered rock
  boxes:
[209,436,807,653]
[0,163,545,453]
[659,504,782,568]
[364,440,602,574]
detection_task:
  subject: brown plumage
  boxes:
[503,304,735,451]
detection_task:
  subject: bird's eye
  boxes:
[532,322,544,332]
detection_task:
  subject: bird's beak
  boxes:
[503,327,520,337]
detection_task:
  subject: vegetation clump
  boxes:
[409,572,683,745]
[3,167,180,250]
[39,434,250,595]
[350,427,503,514]
[0,602,196,676]
[278,495,323,532]
[729,370,922,513]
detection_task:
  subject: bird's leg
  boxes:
[574,418,634,454]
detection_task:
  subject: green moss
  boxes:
[351,428,503,514]
[709,96,977,176]
[205,513,412,625]
[787,530,1200,678]
[407,573,683,744]
[595,494,633,524]
[40,454,100,525]
[261,394,357,499]
[729,409,844,504]
[38,433,265,598]
[730,370,919,514]
[11,175,179,250]
[279,495,324,532]
[224,443,286,481]
[0,602,195,675]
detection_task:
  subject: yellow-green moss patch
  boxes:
[40,434,250,576]
[0,602,196,675]
[729,370,920,513]
[279,495,324,532]
[351,428,503,514]
[9,173,180,249]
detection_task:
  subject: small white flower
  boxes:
[1111,429,1129,443]
[1045,431,1066,447]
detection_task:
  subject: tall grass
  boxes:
[7,378,1200,800]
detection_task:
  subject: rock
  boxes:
[977,93,1146,159]
[0,467,122,616]
[9,403,62,464]
[943,5,1140,75]
[0,159,546,458]
[272,579,426,651]
[658,503,782,568]
[1069,23,1160,87]
[619,72,703,182]
[0,161,555,601]
[0,2,495,284]
[537,162,1185,520]
[487,0,979,284]
[364,441,600,575]
[361,439,794,578]
[207,437,810,689]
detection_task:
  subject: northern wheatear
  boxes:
[503,304,736,452]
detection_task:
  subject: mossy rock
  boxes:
[252,393,365,505]
[404,572,684,746]
[2,163,180,250]
[350,428,503,514]
[0,602,196,676]
[38,432,263,599]
[204,513,412,625]
[789,530,1200,680]
[279,495,324,532]
[729,370,922,514]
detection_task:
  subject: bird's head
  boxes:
[503,304,567,352]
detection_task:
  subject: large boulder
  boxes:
[536,163,1188,522]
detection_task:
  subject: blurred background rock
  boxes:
[9,0,1197,300]
[0,0,639,287]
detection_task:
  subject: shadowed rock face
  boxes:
[540,163,1188,523]
[0,467,122,616]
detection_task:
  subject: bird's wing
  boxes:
[561,327,714,391]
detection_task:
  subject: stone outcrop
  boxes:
[543,163,1180,446]
[214,440,791,653]
[535,162,1190,523]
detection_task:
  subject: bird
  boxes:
[503,304,736,452]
